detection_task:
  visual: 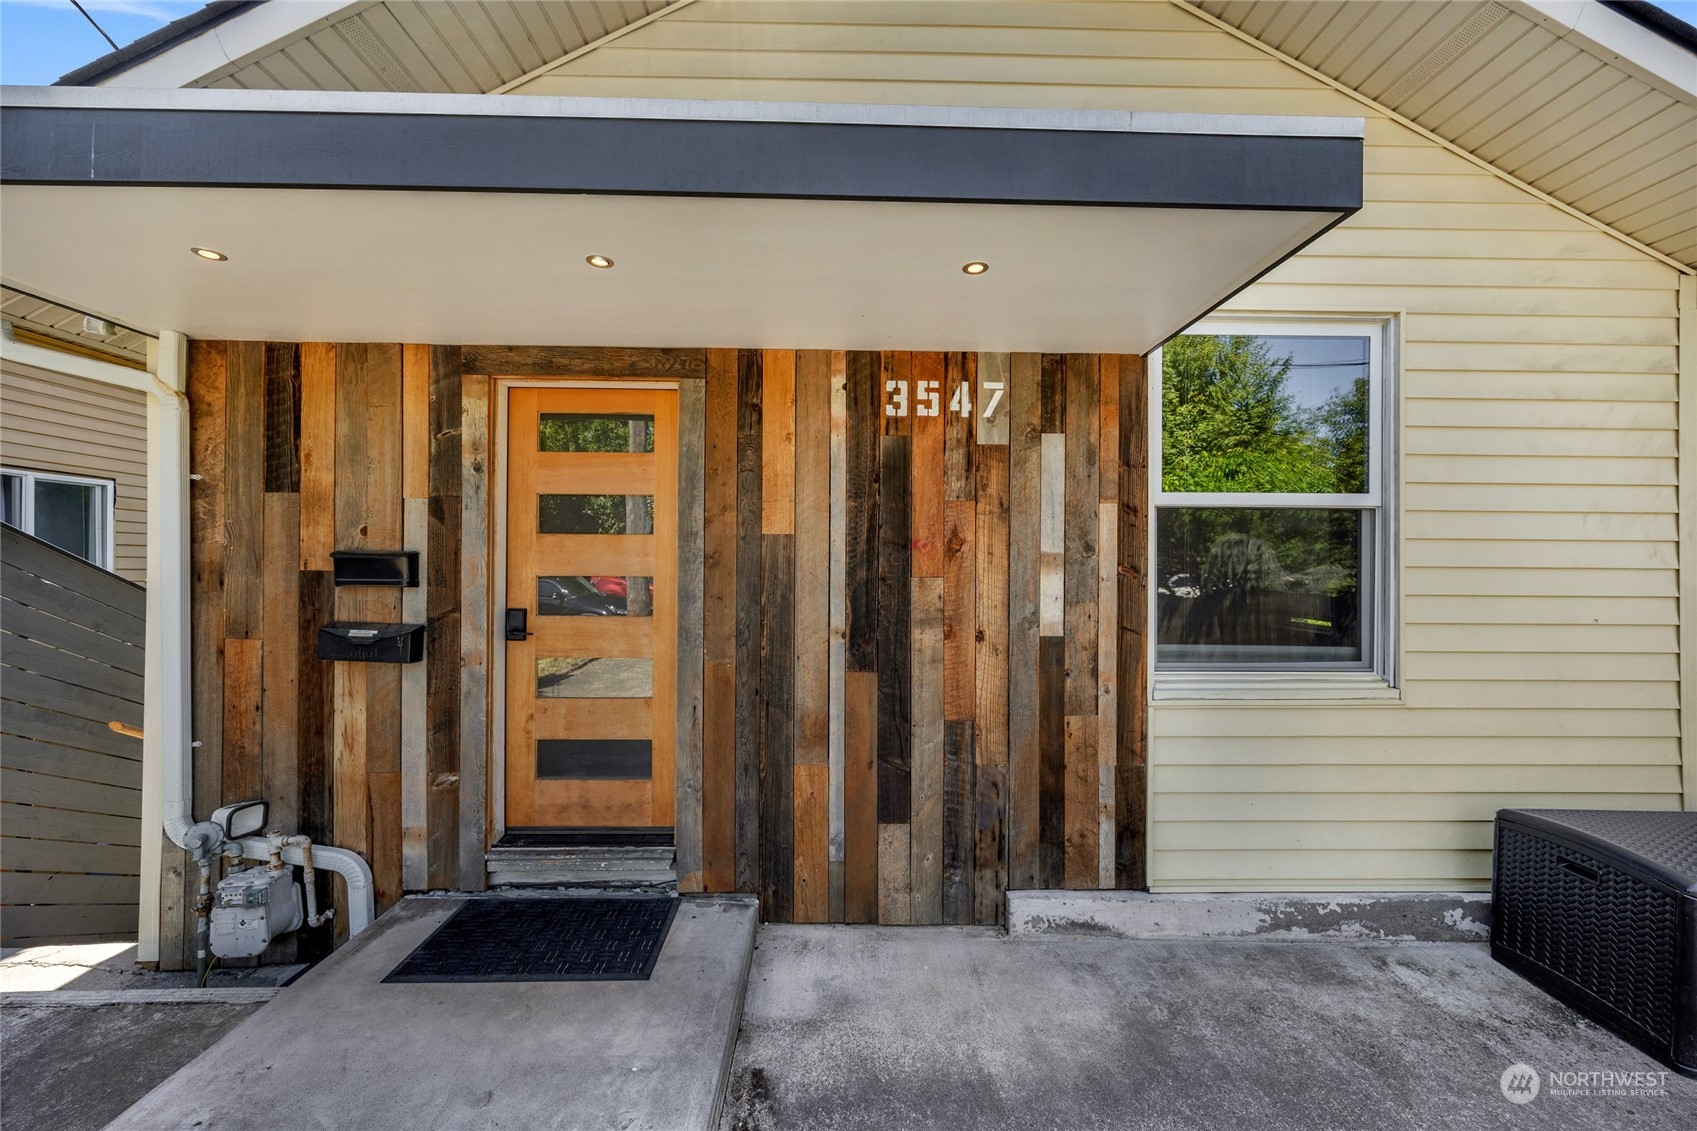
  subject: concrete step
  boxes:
[485,845,677,887]
[1006,890,1492,942]
[106,894,760,1131]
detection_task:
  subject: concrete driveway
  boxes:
[722,927,1697,1131]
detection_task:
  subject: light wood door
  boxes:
[505,388,677,829]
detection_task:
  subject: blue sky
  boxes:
[2,0,1695,87]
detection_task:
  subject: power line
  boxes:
[69,1,119,51]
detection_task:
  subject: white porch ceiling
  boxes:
[0,185,1336,355]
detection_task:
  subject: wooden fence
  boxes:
[1,522,145,945]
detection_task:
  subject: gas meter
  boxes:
[210,865,304,958]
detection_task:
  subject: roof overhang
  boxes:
[0,89,1363,354]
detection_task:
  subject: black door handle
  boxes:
[505,608,531,641]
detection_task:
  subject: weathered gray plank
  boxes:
[1,766,140,818]
[0,528,145,617]
[2,872,139,905]
[0,800,139,846]
[1,903,138,942]
[675,377,707,893]
[0,599,144,676]
[1,733,142,788]
[458,372,491,891]
[0,699,144,761]
[0,663,143,731]
[1006,353,1042,890]
[0,562,145,640]
[1,633,143,702]
[460,345,706,379]
[1,835,138,874]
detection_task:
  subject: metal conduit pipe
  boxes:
[238,836,373,934]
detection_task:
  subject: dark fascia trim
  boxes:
[1600,1,1697,52]
[0,105,1363,214]
[55,1,260,87]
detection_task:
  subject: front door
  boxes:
[504,387,677,831]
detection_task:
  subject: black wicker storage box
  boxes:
[1492,809,1697,1077]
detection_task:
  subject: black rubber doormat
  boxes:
[383,897,679,983]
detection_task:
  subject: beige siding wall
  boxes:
[0,359,147,583]
[509,0,1688,890]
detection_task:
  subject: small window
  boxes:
[1153,321,1393,686]
[0,468,115,570]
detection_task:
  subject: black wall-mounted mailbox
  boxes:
[317,622,426,664]
[330,550,419,588]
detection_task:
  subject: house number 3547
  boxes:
[884,379,1005,420]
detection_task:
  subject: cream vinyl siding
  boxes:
[0,360,147,583]
[509,0,1687,890]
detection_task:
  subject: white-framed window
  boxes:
[1152,317,1396,695]
[1,467,116,571]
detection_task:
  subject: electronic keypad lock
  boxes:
[505,608,531,642]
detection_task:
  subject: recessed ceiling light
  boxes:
[190,247,228,262]
[586,255,614,269]
[962,261,989,275]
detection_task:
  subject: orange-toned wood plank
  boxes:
[1063,716,1098,889]
[649,391,680,826]
[1099,354,1120,505]
[532,781,654,827]
[186,340,226,546]
[222,341,265,639]
[910,351,946,577]
[793,762,829,923]
[221,637,263,803]
[368,771,403,910]
[843,671,878,922]
[529,534,656,576]
[762,350,795,533]
[530,455,658,495]
[299,343,335,570]
[943,501,976,722]
[534,696,653,740]
[403,344,430,501]
[333,661,369,857]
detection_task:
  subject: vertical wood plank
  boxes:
[827,351,848,921]
[793,351,832,772]
[1063,716,1098,889]
[1039,433,1066,638]
[943,352,977,500]
[428,345,462,499]
[458,371,490,892]
[702,348,739,891]
[676,377,707,893]
[910,351,946,577]
[942,720,975,923]
[224,341,265,639]
[222,638,263,805]
[426,346,461,891]
[187,340,226,545]
[1040,353,1065,434]
[844,352,880,673]
[332,661,369,858]
[185,538,224,969]
[761,350,795,535]
[1038,637,1065,888]
[402,344,430,501]
[1064,355,1101,715]
[792,761,829,922]
[734,350,763,895]
[1098,355,1120,887]
[877,822,911,925]
[1006,354,1042,890]
[976,352,1011,447]
[943,501,976,721]
[876,434,911,824]
[368,771,402,910]
[909,574,943,924]
[295,568,335,961]
[973,443,1010,924]
[400,497,429,892]
[759,534,795,922]
[843,670,878,923]
[1116,356,1150,891]
[881,352,911,437]
[260,494,300,837]
[263,343,301,494]
[299,344,336,570]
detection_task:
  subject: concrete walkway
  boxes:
[722,926,1697,1131]
[105,894,758,1131]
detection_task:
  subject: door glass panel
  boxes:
[537,656,653,698]
[536,739,652,780]
[538,575,654,617]
[539,494,654,535]
[540,413,656,453]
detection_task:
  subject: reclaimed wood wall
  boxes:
[697,348,1148,924]
[169,341,1145,963]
